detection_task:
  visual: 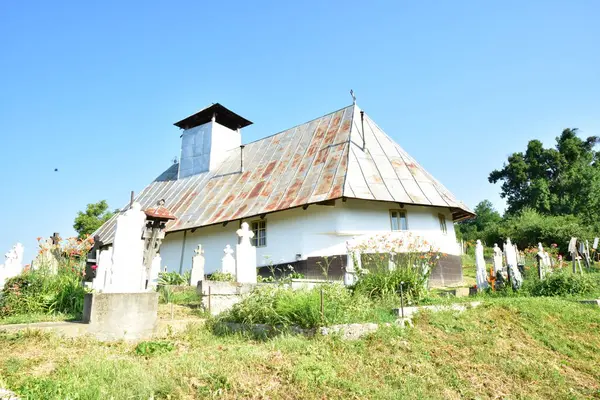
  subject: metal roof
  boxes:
[95,104,473,244]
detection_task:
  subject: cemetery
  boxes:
[1,191,600,397]
[1,103,600,398]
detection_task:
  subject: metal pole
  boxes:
[130,191,134,208]
[208,286,211,315]
[399,282,405,319]
[320,288,324,322]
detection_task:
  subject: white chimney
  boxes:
[174,103,252,179]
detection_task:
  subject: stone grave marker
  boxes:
[236,222,257,283]
[475,240,490,291]
[568,237,583,274]
[149,254,161,289]
[190,244,205,286]
[0,243,24,290]
[536,243,552,280]
[504,238,523,290]
[105,202,147,293]
[492,243,503,274]
[92,248,113,292]
[34,237,58,273]
[222,245,236,275]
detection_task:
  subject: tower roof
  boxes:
[174,103,253,131]
[95,104,473,244]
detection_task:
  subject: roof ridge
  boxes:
[241,104,355,147]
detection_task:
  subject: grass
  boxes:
[0,313,77,326]
[1,296,599,399]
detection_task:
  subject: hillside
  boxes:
[1,297,599,399]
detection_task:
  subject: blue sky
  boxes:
[1,1,599,262]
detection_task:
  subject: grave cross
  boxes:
[236,222,255,246]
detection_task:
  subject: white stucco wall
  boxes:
[159,198,460,274]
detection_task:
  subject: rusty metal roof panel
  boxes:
[95,104,473,244]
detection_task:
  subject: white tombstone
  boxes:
[593,237,599,250]
[236,222,257,283]
[536,243,552,280]
[190,244,205,287]
[492,243,503,274]
[344,239,360,286]
[105,203,147,293]
[34,239,58,273]
[222,245,236,275]
[0,243,25,290]
[475,240,489,291]
[149,254,161,290]
[504,238,523,289]
[92,247,113,292]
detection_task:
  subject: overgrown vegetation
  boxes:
[0,237,91,321]
[1,297,599,399]
[219,284,397,329]
[207,271,234,282]
[525,270,600,297]
[158,271,188,286]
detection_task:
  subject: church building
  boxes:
[94,102,473,286]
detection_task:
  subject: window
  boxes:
[438,214,447,234]
[251,220,267,247]
[390,210,408,231]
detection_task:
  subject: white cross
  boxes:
[236,222,255,246]
[224,244,234,256]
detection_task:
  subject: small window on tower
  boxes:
[251,220,267,247]
[438,214,447,234]
[390,210,408,231]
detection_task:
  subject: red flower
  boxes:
[91,265,98,270]
[551,243,558,248]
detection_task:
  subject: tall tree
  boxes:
[456,200,502,243]
[73,200,115,238]
[489,128,600,222]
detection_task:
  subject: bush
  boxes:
[0,262,87,318]
[499,209,595,254]
[526,271,599,297]
[158,271,187,286]
[220,284,394,329]
[207,271,234,282]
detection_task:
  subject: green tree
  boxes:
[489,128,600,223]
[456,200,502,244]
[73,200,115,238]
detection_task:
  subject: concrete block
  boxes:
[197,280,257,296]
[578,299,600,307]
[83,292,158,341]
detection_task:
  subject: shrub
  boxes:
[158,271,187,286]
[207,272,234,282]
[526,271,599,297]
[499,209,595,254]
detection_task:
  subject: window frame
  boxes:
[389,209,408,231]
[250,219,267,247]
[438,213,447,235]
